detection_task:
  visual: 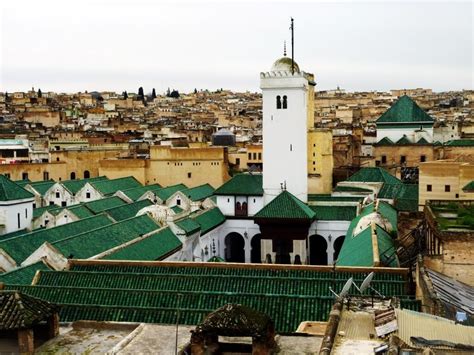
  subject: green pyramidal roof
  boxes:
[255,190,316,220]
[347,167,402,185]
[0,175,34,201]
[214,174,263,196]
[462,181,474,192]
[396,135,412,144]
[377,95,434,124]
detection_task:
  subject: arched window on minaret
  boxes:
[282,95,288,109]
[276,95,282,109]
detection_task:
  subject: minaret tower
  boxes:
[260,19,316,204]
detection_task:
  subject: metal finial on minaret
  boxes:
[283,41,287,56]
[290,17,295,75]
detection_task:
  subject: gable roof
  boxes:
[347,167,402,185]
[61,176,108,195]
[375,137,394,146]
[396,135,412,145]
[103,199,153,222]
[66,204,95,219]
[376,95,434,124]
[0,214,113,264]
[119,184,162,201]
[462,181,474,192]
[254,190,316,220]
[416,137,430,144]
[0,260,51,285]
[26,180,56,196]
[51,215,160,259]
[154,184,188,201]
[444,139,474,147]
[102,227,181,261]
[181,184,215,202]
[33,204,61,219]
[0,291,58,330]
[83,196,127,214]
[214,174,263,196]
[310,205,358,221]
[175,218,201,236]
[0,175,34,201]
[191,207,226,235]
[89,176,142,196]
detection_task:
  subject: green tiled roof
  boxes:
[26,180,55,196]
[0,261,51,285]
[0,229,27,242]
[155,184,188,201]
[348,167,402,185]
[336,225,398,267]
[444,139,474,147]
[175,218,201,236]
[345,203,375,238]
[181,184,215,202]
[191,208,226,235]
[377,201,398,228]
[102,227,181,261]
[376,95,434,124]
[119,184,162,201]
[254,191,316,220]
[14,179,31,187]
[0,175,34,201]
[5,262,417,333]
[103,200,153,222]
[214,174,263,196]
[0,214,113,264]
[83,196,127,214]
[90,177,142,196]
[375,137,394,145]
[310,206,357,221]
[33,205,60,219]
[462,181,474,192]
[308,194,363,202]
[334,185,373,193]
[379,184,419,212]
[67,204,95,219]
[61,176,108,195]
[396,135,412,144]
[171,206,184,214]
[416,137,429,144]
[51,215,160,259]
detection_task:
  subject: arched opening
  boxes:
[282,95,288,109]
[224,233,245,263]
[309,234,328,265]
[294,255,302,265]
[250,234,261,263]
[84,170,90,179]
[333,235,345,262]
[70,172,76,180]
[276,95,282,109]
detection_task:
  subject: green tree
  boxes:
[152,88,156,99]
[37,88,42,98]
[123,91,128,99]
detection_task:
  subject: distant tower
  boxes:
[260,22,316,204]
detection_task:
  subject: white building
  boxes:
[0,175,34,235]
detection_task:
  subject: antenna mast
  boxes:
[290,17,295,75]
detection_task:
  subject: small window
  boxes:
[258,153,262,160]
[188,172,192,178]
[290,144,293,152]
[282,95,288,109]
[61,201,67,207]
[56,157,60,162]
[313,161,316,165]
[43,171,49,181]
[381,156,387,164]
[445,185,450,192]
[56,192,60,198]
[455,193,459,198]
[17,213,20,229]
[86,192,91,199]
[253,153,257,160]
[236,158,240,165]
[427,185,432,192]
[177,198,181,206]
[84,170,90,179]
[22,172,28,180]
[49,201,55,206]
[4,173,10,179]
[420,155,426,162]
[33,203,36,209]
[400,156,406,164]
[70,172,76,180]
[25,208,27,218]
[248,153,251,160]
[276,95,282,109]
[227,198,230,203]
[253,198,256,203]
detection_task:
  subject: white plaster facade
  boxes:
[44,183,76,207]
[376,126,433,143]
[216,195,264,217]
[0,198,33,235]
[75,183,103,203]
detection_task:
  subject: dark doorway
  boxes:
[309,235,328,265]
[273,239,292,264]
[84,170,90,179]
[250,234,261,263]
[225,233,245,263]
[333,236,345,262]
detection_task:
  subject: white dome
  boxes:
[271,56,300,72]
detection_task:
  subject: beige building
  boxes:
[308,129,333,194]
[99,146,230,188]
[418,160,474,210]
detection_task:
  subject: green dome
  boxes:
[271,56,300,72]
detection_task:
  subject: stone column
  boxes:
[18,328,34,355]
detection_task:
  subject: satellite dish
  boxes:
[329,277,354,300]
[359,272,375,294]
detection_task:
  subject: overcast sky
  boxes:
[0,0,472,94]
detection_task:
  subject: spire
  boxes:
[283,41,287,56]
[290,17,295,75]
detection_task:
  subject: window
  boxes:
[43,171,49,181]
[236,158,240,165]
[456,193,459,198]
[70,172,76,180]
[187,172,192,178]
[56,192,60,198]
[227,198,230,203]
[25,208,27,218]
[276,95,282,109]
[381,156,387,164]
[253,198,256,203]
[427,185,432,192]
[420,155,426,162]
[248,153,251,160]
[86,192,91,199]
[313,161,315,165]
[84,170,90,179]
[400,156,406,164]
[61,201,67,207]
[4,173,10,179]
[177,198,181,206]
[253,153,257,160]
[17,213,20,229]
[33,203,36,209]
[56,157,60,162]
[445,185,450,192]
[290,144,292,152]
[22,172,28,180]
[258,153,262,160]
[49,201,55,206]
[282,95,288,109]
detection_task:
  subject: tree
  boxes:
[37,88,42,98]
[152,88,156,99]
[166,87,171,97]
[123,91,128,99]
[194,88,198,94]
[138,87,144,100]
[169,89,180,98]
